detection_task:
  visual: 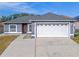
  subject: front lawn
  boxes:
[73,29,79,44]
[0,35,18,55]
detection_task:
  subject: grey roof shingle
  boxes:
[4,13,76,23]
[5,16,31,23]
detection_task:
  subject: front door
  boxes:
[22,23,27,33]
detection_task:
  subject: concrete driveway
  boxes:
[1,37,79,57]
[36,37,79,57]
[1,35,35,57]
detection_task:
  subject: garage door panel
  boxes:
[37,24,69,37]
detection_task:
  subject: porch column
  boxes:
[70,22,75,38]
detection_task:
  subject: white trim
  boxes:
[27,31,32,33]
[4,32,22,33]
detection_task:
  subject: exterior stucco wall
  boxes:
[70,22,75,38]
[32,21,75,38]
[31,22,36,37]
[4,21,75,38]
[70,22,74,34]
[31,23,34,35]
[4,24,9,32]
[74,21,79,30]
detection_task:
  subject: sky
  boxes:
[0,2,79,17]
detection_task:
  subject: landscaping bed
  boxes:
[0,35,18,55]
[73,29,79,44]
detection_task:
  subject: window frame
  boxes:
[9,24,17,32]
[28,24,32,33]
[29,24,32,31]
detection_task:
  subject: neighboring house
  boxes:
[0,21,4,33]
[4,13,76,38]
[74,20,79,30]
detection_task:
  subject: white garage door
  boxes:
[37,24,69,37]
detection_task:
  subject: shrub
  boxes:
[74,33,79,37]
[73,36,79,44]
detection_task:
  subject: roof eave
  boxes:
[4,22,31,24]
[31,20,77,22]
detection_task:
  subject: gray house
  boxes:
[4,13,76,38]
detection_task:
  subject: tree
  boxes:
[0,16,8,22]
[9,13,34,19]
[0,13,35,22]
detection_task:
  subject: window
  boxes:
[10,24,16,32]
[29,24,32,32]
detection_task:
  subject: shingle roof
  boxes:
[4,13,76,23]
[5,16,32,23]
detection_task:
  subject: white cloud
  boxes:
[0,2,39,14]
[0,2,53,15]
[9,3,39,14]
[0,2,21,9]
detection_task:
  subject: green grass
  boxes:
[73,29,79,44]
[73,36,79,44]
[0,35,18,55]
[72,29,79,44]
